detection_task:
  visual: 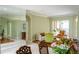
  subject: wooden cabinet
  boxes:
[22,32,26,40]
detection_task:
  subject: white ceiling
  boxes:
[0,5,79,17]
[0,5,26,16]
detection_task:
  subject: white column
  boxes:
[75,16,78,38]
[9,22,12,38]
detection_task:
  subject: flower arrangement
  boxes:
[51,38,77,54]
[51,40,69,54]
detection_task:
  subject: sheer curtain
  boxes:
[50,16,78,39]
[51,20,69,35]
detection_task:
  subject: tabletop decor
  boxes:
[51,38,77,54]
[51,41,69,54]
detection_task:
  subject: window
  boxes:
[52,20,69,35]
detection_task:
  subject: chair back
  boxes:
[39,41,49,54]
[16,46,32,54]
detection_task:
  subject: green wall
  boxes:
[0,17,26,40]
[0,18,8,38]
[27,14,50,41]
[31,15,50,39]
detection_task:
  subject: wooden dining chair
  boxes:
[16,46,32,54]
[39,41,49,54]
